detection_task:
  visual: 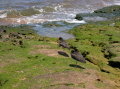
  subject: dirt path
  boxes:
[31,69,119,89]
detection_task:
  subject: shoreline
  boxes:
[0,4,120,89]
[0,19,120,89]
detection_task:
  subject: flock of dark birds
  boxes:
[58,37,86,65]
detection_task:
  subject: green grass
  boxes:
[0,25,86,89]
[0,20,120,89]
[95,81,106,88]
[68,21,120,72]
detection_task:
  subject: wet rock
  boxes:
[71,48,86,63]
[58,51,69,57]
[109,61,120,69]
[75,14,83,20]
[58,37,70,49]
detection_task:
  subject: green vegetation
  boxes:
[69,21,120,67]
[0,18,120,89]
[75,5,120,20]
[0,25,89,89]
[94,5,120,13]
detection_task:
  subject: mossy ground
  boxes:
[0,20,120,89]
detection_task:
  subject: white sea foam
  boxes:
[14,16,86,24]
[0,13,7,18]
[0,0,118,25]
[65,19,86,24]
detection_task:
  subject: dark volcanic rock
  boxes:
[58,51,69,57]
[109,61,120,69]
[75,5,120,21]
[71,48,86,63]
[58,37,70,49]
[75,14,83,20]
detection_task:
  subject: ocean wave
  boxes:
[0,13,7,18]
[0,0,118,25]
[114,0,120,5]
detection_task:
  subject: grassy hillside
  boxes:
[0,21,120,89]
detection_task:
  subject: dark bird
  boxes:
[58,51,69,57]
[71,48,86,64]
[58,37,70,49]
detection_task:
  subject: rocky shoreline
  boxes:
[75,5,120,22]
[0,5,120,89]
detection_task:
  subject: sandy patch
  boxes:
[31,69,99,89]
[31,69,119,89]
[31,49,63,57]
[33,45,52,49]
[0,58,20,68]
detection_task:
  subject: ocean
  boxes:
[0,0,119,39]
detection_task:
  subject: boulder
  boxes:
[75,14,83,20]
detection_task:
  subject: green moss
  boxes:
[77,83,86,88]
[94,5,120,13]
[76,5,120,20]
[95,81,106,88]
[0,19,120,89]
[68,20,120,74]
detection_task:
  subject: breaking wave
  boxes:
[0,0,118,25]
[0,0,120,39]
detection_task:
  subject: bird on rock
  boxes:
[71,47,86,64]
[58,51,69,57]
[58,37,70,49]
